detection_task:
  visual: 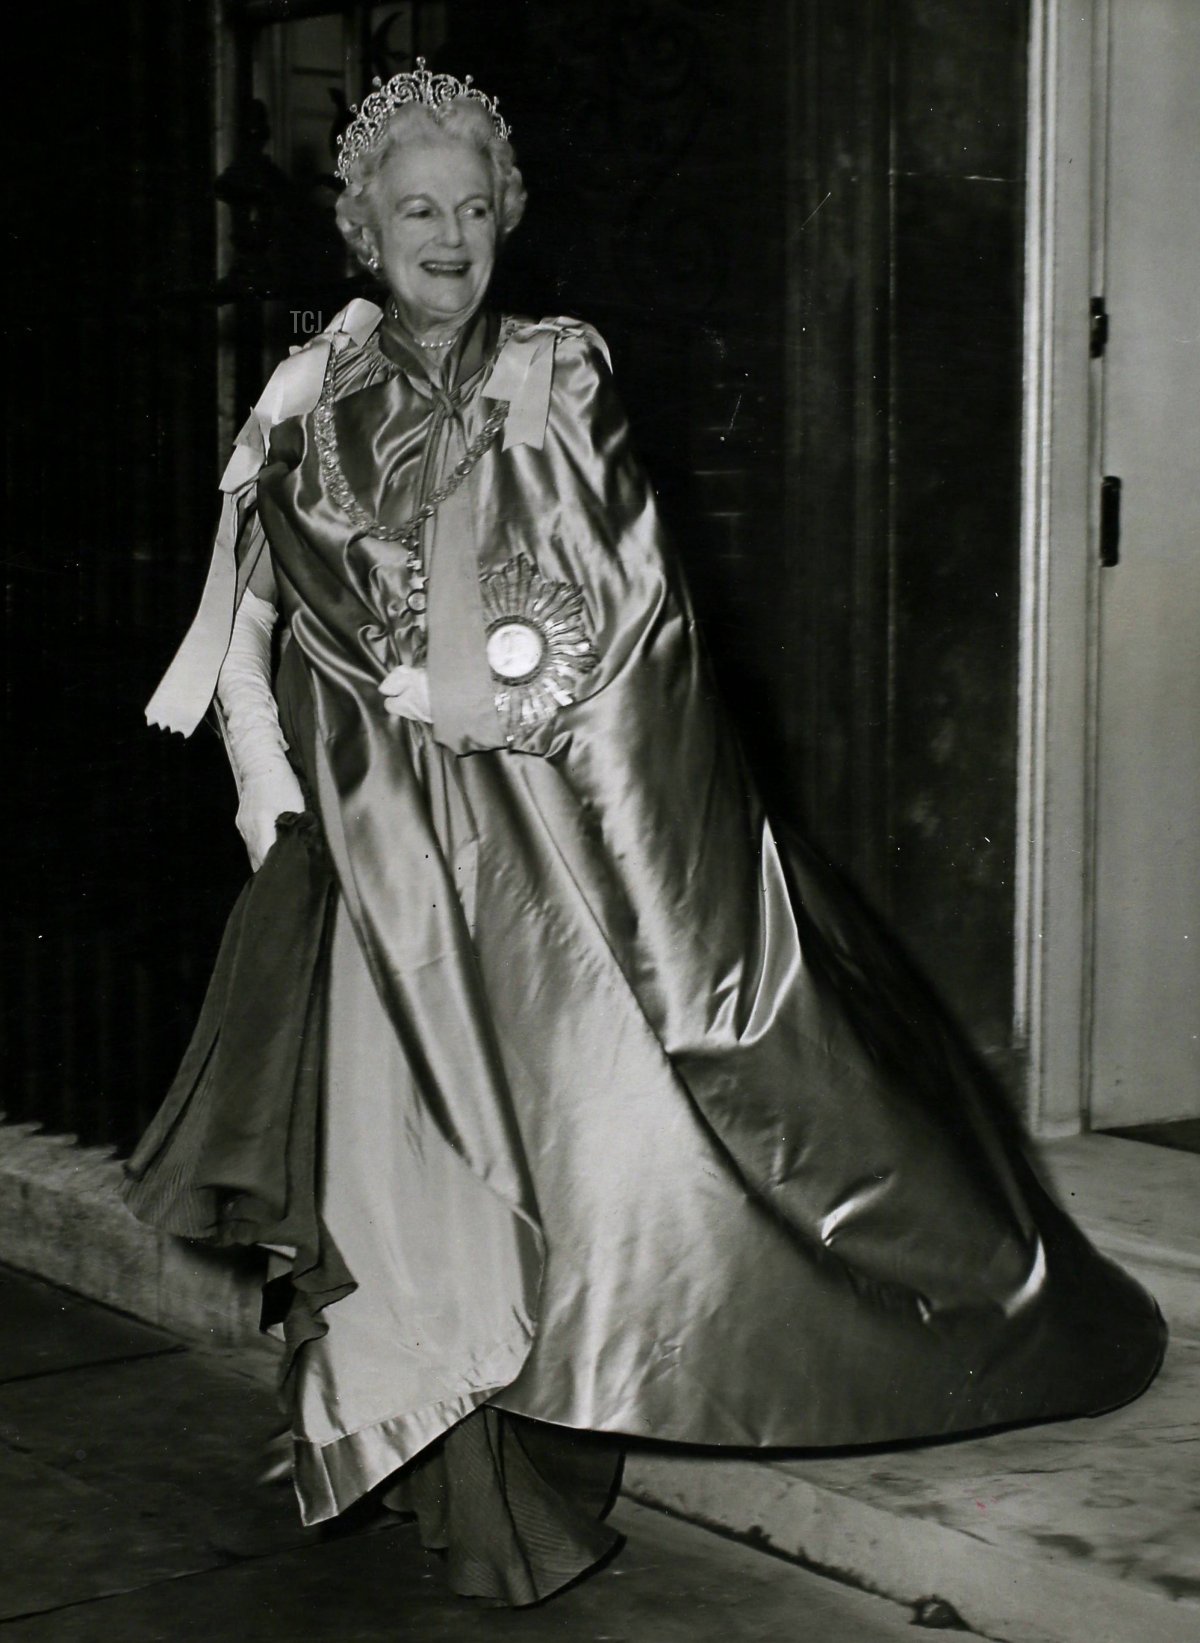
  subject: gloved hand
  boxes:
[378,663,433,725]
[215,589,307,871]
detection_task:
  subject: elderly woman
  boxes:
[126,62,1164,1608]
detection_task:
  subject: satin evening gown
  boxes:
[124,300,1165,1606]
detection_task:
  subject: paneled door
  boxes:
[1090,0,1200,1124]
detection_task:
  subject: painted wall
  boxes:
[886,0,1028,1065]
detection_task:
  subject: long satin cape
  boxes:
[129,302,1165,1504]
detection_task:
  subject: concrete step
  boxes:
[1042,1133,1200,1340]
[0,1122,266,1350]
[625,1339,1199,1643]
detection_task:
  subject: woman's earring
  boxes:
[366,252,381,274]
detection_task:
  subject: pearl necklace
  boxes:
[386,302,463,351]
[411,328,461,351]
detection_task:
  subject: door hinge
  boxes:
[1099,475,1122,567]
[1090,296,1109,359]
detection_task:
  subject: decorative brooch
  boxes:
[479,555,598,739]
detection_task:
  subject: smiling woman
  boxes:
[335,97,525,345]
[124,53,1165,1618]
[358,144,498,337]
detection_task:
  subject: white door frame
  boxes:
[1015,0,1110,1137]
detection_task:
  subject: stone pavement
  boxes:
[0,1266,940,1643]
[627,1338,1200,1643]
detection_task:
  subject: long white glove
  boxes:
[378,663,433,724]
[215,589,306,871]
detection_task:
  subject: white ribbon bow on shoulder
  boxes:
[219,298,384,493]
[145,300,384,736]
[482,318,611,452]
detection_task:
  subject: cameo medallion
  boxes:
[479,555,598,739]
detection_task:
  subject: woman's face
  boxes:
[365,138,498,336]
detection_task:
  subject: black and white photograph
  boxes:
[1,2,1196,1639]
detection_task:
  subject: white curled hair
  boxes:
[335,98,527,269]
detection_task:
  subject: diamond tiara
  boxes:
[335,57,511,182]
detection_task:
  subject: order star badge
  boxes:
[479,555,599,739]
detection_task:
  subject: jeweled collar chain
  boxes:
[312,318,515,649]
